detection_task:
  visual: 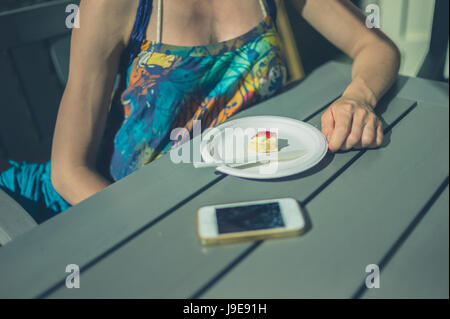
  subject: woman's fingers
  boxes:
[365,119,384,149]
[328,104,353,152]
[343,107,367,150]
[375,120,384,147]
[360,116,377,148]
[351,119,383,149]
[321,108,335,140]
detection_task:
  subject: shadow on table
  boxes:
[370,77,417,150]
[269,151,335,182]
[214,151,336,183]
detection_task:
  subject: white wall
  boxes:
[360,0,449,79]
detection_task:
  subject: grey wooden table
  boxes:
[0,62,448,299]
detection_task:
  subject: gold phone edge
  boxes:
[196,197,306,246]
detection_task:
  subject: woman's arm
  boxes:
[291,0,401,151]
[51,0,139,205]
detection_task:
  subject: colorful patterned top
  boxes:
[105,0,288,181]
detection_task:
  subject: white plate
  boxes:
[200,116,328,179]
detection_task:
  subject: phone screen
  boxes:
[216,202,285,234]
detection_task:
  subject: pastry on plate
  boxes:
[248,131,278,153]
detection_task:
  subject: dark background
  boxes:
[0,0,52,11]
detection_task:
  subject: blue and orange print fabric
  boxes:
[109,15,287,181]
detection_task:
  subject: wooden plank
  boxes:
[0,62,353,299]
[0,50,40,160]
[362,186,449,299]
[0,0,73,51]
[11,41,63,139]
[44,98,417,298]
[0,188,38,247]
[199,103,449,298]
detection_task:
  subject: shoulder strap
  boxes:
[126,0,153,67]
[265,0,277,21]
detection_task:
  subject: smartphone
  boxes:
[196,197,305,245]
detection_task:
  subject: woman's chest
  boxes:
[144,0,265,46]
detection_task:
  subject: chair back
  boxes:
[0,0,75,170]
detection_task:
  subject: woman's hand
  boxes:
[321,97,384,152]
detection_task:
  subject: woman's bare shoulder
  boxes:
[67,0,141,87]
[76,0,140,47]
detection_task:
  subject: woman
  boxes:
[0,0,400,223]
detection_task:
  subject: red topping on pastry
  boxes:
[254,131,276,139]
